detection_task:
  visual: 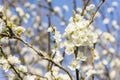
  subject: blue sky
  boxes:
[0,0,120,80]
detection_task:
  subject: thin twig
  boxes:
[0,26,73,80]
[87,0,105,27]
[73,0,77,12]
[46,1,52,71]
[14,36,44,57]
[13,36,73,80]
[0,46,23,80]
[47,14,52,71]
[74,47,79,80]
[81,0,91,16]
[22,71,48,80]
[43,57,73,80]
[38,1,67,25]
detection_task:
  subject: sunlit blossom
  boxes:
[86,4,95,11]
[68,59,80,70]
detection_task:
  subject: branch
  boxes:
[87,0,105,27]
[81,0,91,16]
[42,57,73,80]
[0,28,73,80]
[74,47,79,80]
[46,14,52,71]
[38,1,67,25]
[73,0,77,12]
[13,36,73,80]
[22,71,48,80]
[0,46,23,80]
[13,36,44,57]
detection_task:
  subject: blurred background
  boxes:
[0,0,120,80]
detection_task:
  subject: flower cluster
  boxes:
[23,75,36,80]
[45,66,70,80]
[63,14,98,54]
[0,57,10,72]
[101,32,115,43]
[0,55,21,72]
[0,19,25,38]
[12,26,26,36]
[0,0,119,80]
[86,4,95,11]
[8,55,20,64]
[68,59,80,70]
[47,26,61,44]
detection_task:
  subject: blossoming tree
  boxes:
[0,0,120,80]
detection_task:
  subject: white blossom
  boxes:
[0,58,10,72]
[65,14,98,46]
[112,1,118,7]
[45,72,53,80]
[95,12,101,18]
[23,75,36,80]
[108,48,115,53]
[110,58,120,67]
[101,32,115,43]
[63,5,69,12]
[56,73,71,80]
[102,59,108,65]
[61,21,65,26]
[17,65,27,72]
[68,59,80,70]
[86,69,96,78]
[3,63,10,72]
[77,53,87,61]
[82,65,93,72]
[107,7,114,13]
[54,6,61,13]
[30,4,36,10]
[53,51,63,63]
[52,66,59,76]
[53,31,61,43]
[47,0,51,3]
[7,55,20,64]
[86,4,95,11]
[13,26,26,35]
[112,20,120,30]
[64,14,98,56]
[0,18,6,33]
[65,44,75,55]
[93,49,100,60]
[39,60,48,68]
[24,2,30,7]
[48,26,61,43]
[0,5,4,12]
[16,7,24,16]
[95,62,104,69]
[95,29,102,35]
[103,18,109,24]
[102,50,108,55]
[47,27,53,32]
[110,70,116,79]
[76,7,82,13]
